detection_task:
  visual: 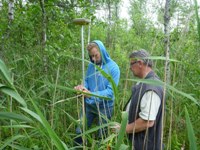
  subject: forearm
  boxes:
[126,118,154,134]
[88,90,112,104]
[92,87,113,98]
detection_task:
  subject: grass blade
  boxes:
[1,125,34,129]
[30,99,69,150]
[0,59,13,87]
[20,107,43,125]
[147,56,180,62]
[0,86,27,107]
[46,82,111,100]
[115,111,128,150]
[193,0,200,42]
[8,144,32,150]
[95,65,119,102]
[74,122,117,138]
[185,106,197,150]
[126,78,199,106]
[0,135,25,150]
[0,112,33,123]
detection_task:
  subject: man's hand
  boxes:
[74,85,85,91]
[74,85,91,98]
[110,122,121,133]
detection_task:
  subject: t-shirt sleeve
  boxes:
[139,91,161,121]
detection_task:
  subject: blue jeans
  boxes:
[75,103,113,145]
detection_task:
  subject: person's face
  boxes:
[88,47,102,65]
[129,59,140,77]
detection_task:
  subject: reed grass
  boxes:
[0,49,199,149]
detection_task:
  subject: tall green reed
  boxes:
[185,106,197,150]
[0,59,69,149]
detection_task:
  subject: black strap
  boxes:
[123,94,132,111]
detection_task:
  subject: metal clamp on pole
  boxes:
[73,18,90,26]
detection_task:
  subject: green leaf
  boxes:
[101,133,116,144]
[8,144,32,150]
[20,107,43,125]
[74,122,117,138]
[95,65,119,102]
[0,59,13,87]
[46,82,111,100]
[0,86,27,107]
[1,124,34,129]
[193,0,200,42]
[115,111,128,150]
[147,56,180,62]
[0,112,33,123]
[167,84,199,106]
[185,106,197,150]
[0,135,25,150]
[65,111,79,124]
[119,144,129,150]
[30,99,69,150]
[126,78,199,106]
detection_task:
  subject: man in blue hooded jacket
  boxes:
[74,40,120,145]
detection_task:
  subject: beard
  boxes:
[91,59,102,66]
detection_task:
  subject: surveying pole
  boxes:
[72,18,90,148]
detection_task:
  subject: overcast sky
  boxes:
[117,0,175,29]
[119,0,200,20]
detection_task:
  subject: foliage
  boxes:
[0,0,199,149]
[185,106,198,150]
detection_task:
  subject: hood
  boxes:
[89,40,111,64]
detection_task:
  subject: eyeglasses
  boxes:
[130,61,138,66]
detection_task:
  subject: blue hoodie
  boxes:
[84,40,120,108]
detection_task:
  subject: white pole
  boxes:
[81,24,86,149]
[87,22,91,44]
[81,25,85,85]
[72,18,90,149]
[88,0,93,44]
